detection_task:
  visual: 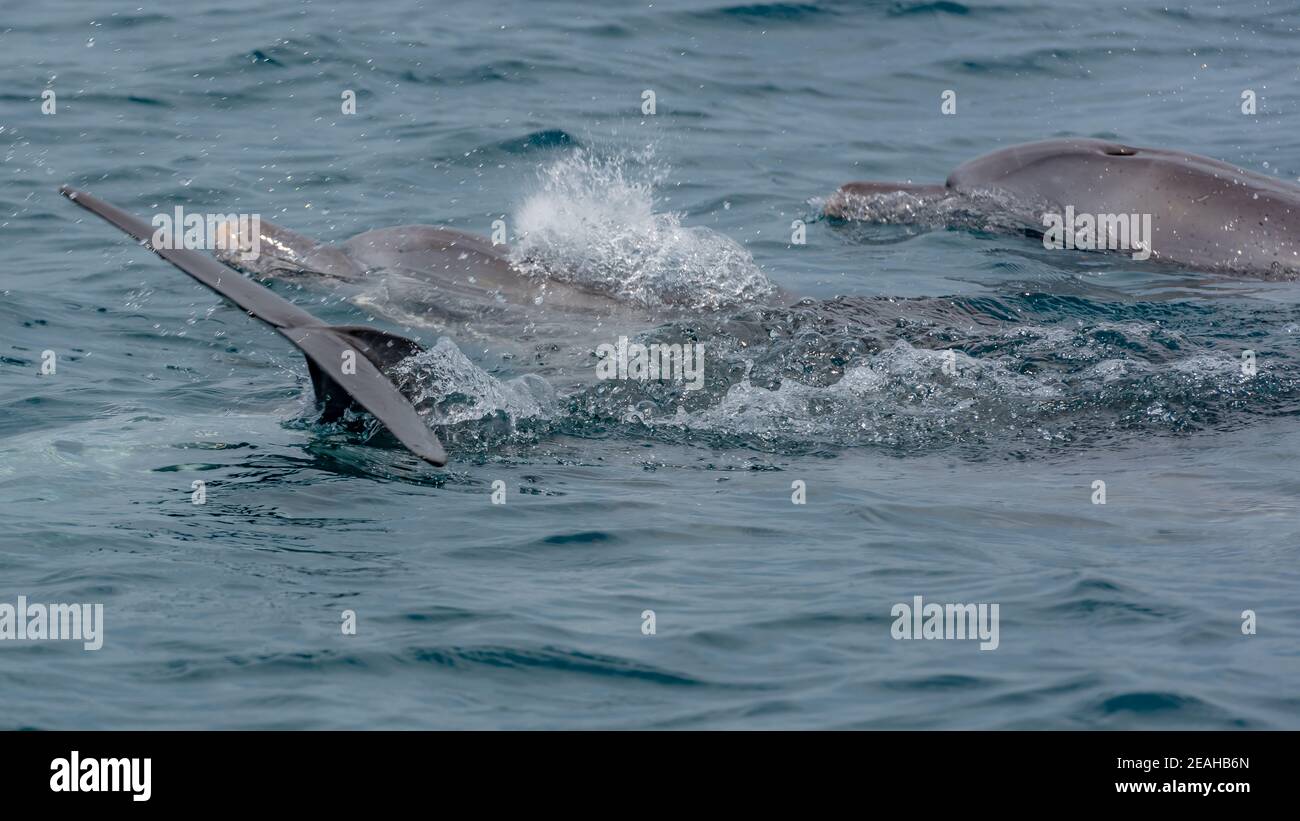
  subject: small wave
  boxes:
[1085,691,1251,727]
[405,644,709,686]
[494,129,579,154]
[510,148,776,310]
[888,1,971,17]
[691,3,830,23]
[245,48,285,67]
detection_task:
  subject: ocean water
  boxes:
[2,0,1299,729]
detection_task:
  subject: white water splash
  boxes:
[392,337,555,427]
[511,148,775,310]
[826,187,1042,235]
[677,341,1062,440]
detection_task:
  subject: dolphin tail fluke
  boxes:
[825,181,950,219]
[303,325,425,423]
[58,185,447,467]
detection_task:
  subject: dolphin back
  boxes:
[828,138,1300,274]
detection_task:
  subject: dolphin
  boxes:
[825,138,1300,276]
[60,185,449,466]
[216,217,630,316]
[211,213,677,384]
[58,186,672,467]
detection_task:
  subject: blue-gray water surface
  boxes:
[2,0,1299,728]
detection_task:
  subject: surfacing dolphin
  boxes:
[825,138,1300,276]
[59,186,674,467]
[213,213,677,381]
[60,185,449,466]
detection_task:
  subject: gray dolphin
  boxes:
[60,185,449,466]
[826,138,1300,275]
[212,216,676,385]
[220,218,629,316]
[58,187,672,467]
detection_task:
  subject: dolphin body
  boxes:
[212,215,677,385]
[220,218,630,316]
[825,138,1300,276]
[59,186,671,467]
